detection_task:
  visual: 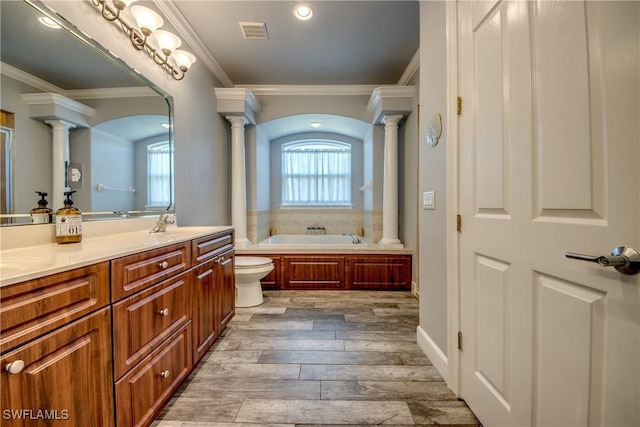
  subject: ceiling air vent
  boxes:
[239,22,268,40]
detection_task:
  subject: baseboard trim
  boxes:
[416,325,448,382]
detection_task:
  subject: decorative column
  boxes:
[45,120,76,201]
[379,114,403,247]
[23,93,94,205]
[367,86,415,248]
[215,88,261,246]
[228,116,250,246]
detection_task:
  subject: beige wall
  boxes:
[418,1,449,355]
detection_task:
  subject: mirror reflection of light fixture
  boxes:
[90,0,196,80]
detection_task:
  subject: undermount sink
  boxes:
[0,256,49,277]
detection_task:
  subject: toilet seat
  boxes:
[235,256,273,269]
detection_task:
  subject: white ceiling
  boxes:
[168,1,420,86]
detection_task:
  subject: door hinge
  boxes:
[456,214,462,232]
[458,331,463,350]
[456,97,462,115]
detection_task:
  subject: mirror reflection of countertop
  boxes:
[0,225,233,287]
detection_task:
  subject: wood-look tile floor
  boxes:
[152,290,481,426]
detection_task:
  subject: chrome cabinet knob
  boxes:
[159,308,169,316]
[158,261,169,269]
[160,370,170,379]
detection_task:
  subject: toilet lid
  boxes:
[235,256,273,269]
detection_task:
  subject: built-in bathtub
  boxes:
[259,234,367,248]
[236,234,412,291]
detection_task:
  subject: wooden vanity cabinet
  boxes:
[0,264,114,427]
[113,229,235,426]
[191,232,235,365]
[0,228,235,427]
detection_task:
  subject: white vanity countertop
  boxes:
[0,225,234,287]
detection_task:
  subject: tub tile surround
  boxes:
[153,291,480,426]
[247,209,383,244]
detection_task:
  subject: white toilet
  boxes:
[234,256,274,307]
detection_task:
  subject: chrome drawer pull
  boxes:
[160,370,170,379]
[5,360,25,375]
[158,261,169,269]
[159,308,169,316]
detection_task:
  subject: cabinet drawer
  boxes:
[192,231,234,265]
[115,323,192,427]
[112,272,190,379]
[0,262,110,354]
[1,307,114,427]
[111,242,190,301]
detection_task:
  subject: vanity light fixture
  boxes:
[90,0,196,80]
[293,4,313,21]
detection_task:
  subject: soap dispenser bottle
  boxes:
[29,191,54,224]
[55,191,82,244]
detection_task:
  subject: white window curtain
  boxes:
[147,142,173,207]
[282,143,351,205]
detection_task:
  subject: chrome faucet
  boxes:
[342,232,363,244]
[149,213,175,233]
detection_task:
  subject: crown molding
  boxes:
[397,49,419,86]
[66,87,160,99]
[1,62,65,94]
[154,0,234,88]
[240,85,380,96]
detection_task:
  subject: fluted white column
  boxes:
[379,114,404,248]
[228,116,250,246]
[45,119,76,203]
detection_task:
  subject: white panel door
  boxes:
[458,1,639,426]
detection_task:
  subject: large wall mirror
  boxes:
[0,0,174,226]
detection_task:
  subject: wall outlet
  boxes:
[423,191,435,210]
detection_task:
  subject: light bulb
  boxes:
[131,5,163,36]
[293,4,313,21]
[153,30,181,55]
[172,49,197,70]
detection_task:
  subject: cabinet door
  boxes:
[217,250,235,331]
[191,258,218,364]
[346,256,411,290]
[0,308,114,427]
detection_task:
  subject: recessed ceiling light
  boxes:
[310,122,321,128]
[161,123,171,129]
[38,16,61,29]
[293,4,313,21]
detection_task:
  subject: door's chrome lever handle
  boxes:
[566,246,640,276]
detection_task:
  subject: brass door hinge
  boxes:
[456,97,462,115]
[458,331,463,350]
[456,214,462,232]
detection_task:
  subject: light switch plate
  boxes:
[423,191,435,210]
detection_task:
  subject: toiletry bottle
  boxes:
[55,191,82,244]
[29,191,54,224]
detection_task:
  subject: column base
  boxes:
[378,238,404,249]
[234,237,251,248]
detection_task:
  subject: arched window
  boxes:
[281,140,351,206]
